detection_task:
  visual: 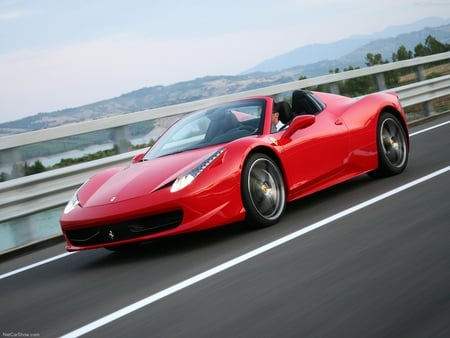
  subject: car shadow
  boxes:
[80,220,253,268]
[285,174,375,211]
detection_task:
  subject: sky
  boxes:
[0,0,449,123]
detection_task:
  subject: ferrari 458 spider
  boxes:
[60,89,409,251]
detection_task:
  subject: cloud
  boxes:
[414,1,450,6]
[0,0,448,123]
[0,29,300,121]
[0,10,23,21]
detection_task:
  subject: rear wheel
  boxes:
[241,153,286,227]
[370,112,408,177]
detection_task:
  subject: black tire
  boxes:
[369,111,408,178]
[241,153,286,227]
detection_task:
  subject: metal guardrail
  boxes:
[0,150,140,222]
[0,52,449,253]
[393,74,450,107]
[1,52,449,151]
[1,75,449,224]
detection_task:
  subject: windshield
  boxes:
[145,99,265,159]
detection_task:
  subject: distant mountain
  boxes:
[0,17,449,137]
[272,23,450,79]
[0,75,289,136]
[242,38,369,74]
[243,16,450,73]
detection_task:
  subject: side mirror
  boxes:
[132,153,145,163]
[282,115,316,139]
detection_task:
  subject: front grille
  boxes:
[66,210,183,247]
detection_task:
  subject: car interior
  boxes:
[276,90,326,125]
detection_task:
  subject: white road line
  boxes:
[410,120,450,136]
[0,252,75,280]
[61,165,450,338]
[0,118,448,281]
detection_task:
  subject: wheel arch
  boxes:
[378,105,410,150]
[244,145,289,191]
[246,145,284,173]
[368,107,410,178]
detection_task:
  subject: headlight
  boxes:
[64,192,80,214]
[171,148,225,192]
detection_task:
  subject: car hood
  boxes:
[79,146,222,207]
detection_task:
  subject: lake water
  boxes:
[0,134,155,173]
[0,206,63,253]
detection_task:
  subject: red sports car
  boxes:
[60,90,409,251]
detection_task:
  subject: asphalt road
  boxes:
[1,114,449,338]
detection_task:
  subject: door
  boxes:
[280,111,349,198]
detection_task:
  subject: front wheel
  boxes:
[369,112,408,178]
[241,153,286,228]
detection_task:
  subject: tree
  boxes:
[365,53,399,88]
[365,53,387,66]
[26,160,46,175]
[414,43,428,57]
[425,35,449,54]
[392,45,413,62]
[392,45,414,76]
[0,172,9,182]
[340,66,374,96]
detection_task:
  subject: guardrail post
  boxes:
[0,147,25,178]
[422,98,434,117]
[415,64,433,116]
[11,216,34,251]
[374,73,387,91]
[111,125,132,153]
[415,64,426,81]
[329,83,340,94]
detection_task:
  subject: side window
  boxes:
[308,93,326,112]
[292,90,325,115]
